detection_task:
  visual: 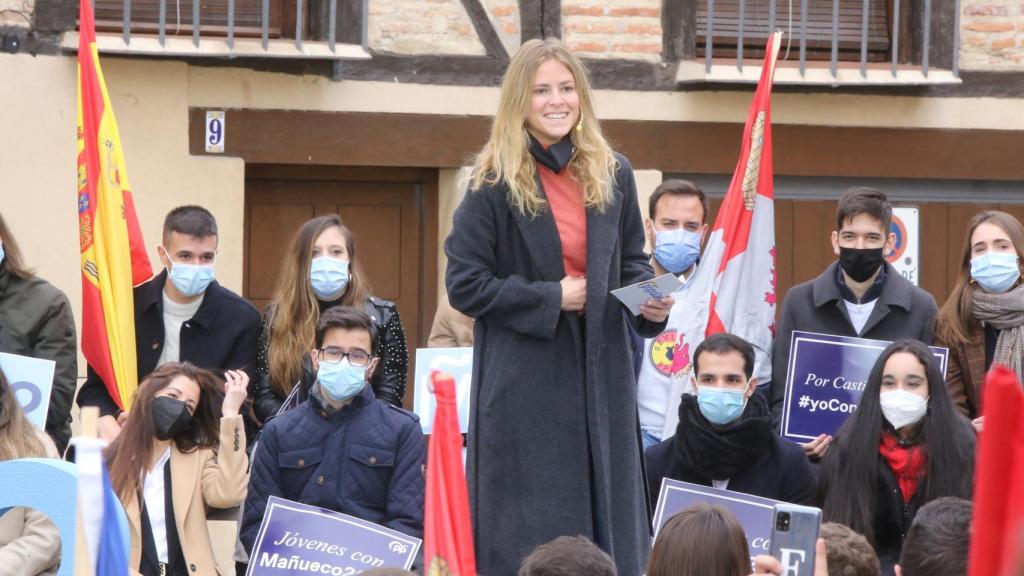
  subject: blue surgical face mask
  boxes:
[696,384,749,425]
[654,228,702,274]
[310,257,350,300]
[970,251,1020,294]
[317,358,367,401]
[165,251,215,297]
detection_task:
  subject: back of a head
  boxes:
[820,522,880,576]
[647,504,749,576]
[518,535,617,576]
[898,497,972,576]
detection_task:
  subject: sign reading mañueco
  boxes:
[246,496,421,575]
[781,331,948,443]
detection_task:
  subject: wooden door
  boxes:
[708,197,1024,320]
[244,165,439,408]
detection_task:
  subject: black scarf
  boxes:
[673,392,774,482]
[528,134,576,174]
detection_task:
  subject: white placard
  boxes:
[205,110,225,153]
[414,347,472,434]
[611,273,684,316]
[887,207,919,286]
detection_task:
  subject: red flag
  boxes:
[424,372,477,576]
[78,0,153,410]
[969,365,1024,576]
[661,33,782,438]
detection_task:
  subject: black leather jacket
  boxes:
[251,296,408,423]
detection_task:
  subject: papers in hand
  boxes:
[611,273,684,316]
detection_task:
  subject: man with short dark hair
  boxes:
[518,536,618,576]
[241,306,426,553]
[76,205,261,440]
[635,179,709,448]
[770,187,938,457]
[820,522,881,576]
[645,333,816,508]
[895,497,971,576]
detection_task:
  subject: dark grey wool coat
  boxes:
[445,154,666,576]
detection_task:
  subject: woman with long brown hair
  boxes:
[0,368,61,575]
[935,210,1024,425]
[445,38,671,575]
[105,362,248,576]
[647,504,749,576]
[251,214,409,422]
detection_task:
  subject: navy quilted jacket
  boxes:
[240,384,425,553]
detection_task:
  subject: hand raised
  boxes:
[222,370,249,418]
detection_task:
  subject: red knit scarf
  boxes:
[879,433,926,502]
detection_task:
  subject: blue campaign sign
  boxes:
[653,478,779,560]
[413,347,472,434]
[781,331,948,443]
[247,496,421,575]
[0,352,56,429]
[0,458,130,576]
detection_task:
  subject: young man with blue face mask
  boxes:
[644,333,816,509]
[634,180,708,449]
[77,206,261,441]
[241,306,426,554]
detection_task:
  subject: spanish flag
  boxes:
[77,0,152,411]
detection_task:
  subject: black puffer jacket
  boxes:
[251,296,408,423]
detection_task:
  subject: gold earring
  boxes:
[576,121,583,132]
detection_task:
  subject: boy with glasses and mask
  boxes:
[76,205,261,441]
[769,188,938,459]
[635,180,708,449]
[645,333,815,508]
[240,306,426,554]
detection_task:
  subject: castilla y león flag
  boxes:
[425,372,477,576]
[77,0,153,411]
[661,33,782,438]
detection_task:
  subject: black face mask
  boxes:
[839,247,885,283]
[151,396,193,441]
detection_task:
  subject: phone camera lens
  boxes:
[775,512,791,532]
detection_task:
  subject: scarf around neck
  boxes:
[528,134,576,174]
[879,432,926,503]
[673,392,774,482]
[971,284,1024,379]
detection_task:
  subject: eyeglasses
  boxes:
[317,347,372,367]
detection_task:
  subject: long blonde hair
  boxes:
[471,38,617,216]
[268,215,372,396]
[0,369,48,461]
[937,210,1024,347]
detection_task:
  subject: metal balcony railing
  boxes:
[64,0,369,60]
[678,0,961,86]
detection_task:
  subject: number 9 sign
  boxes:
[206,110,225,153]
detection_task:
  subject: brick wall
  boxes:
[561,0,662,61]
[481,0,521,56]
[368,0,486,55]
[0,0,34,28]
[961,0,1024,71]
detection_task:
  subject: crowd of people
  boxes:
[0,37,1010,576]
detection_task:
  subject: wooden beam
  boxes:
[460,0,508,59]
[542,0,561,39]
[520,0,543,42]
[188,108,1024,182]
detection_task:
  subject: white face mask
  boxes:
[880,390,929,430]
